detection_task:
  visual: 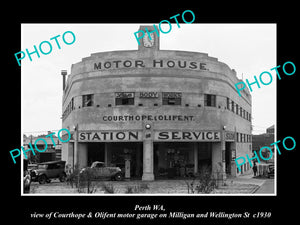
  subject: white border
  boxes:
[20,23,277,197]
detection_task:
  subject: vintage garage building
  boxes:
[61,26,252,181]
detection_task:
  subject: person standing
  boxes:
[253,162,258,177]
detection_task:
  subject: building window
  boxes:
[115,92,135,105]
[82,94,94,107]
[204,94,216,107]
[227,97,230,110]
[239,107,243,117]
[236,132,239,142]
[162,92,182,105]
[70,98,74,110]
[62,97,74,120]
[236,104,239,115]
[231,100,235,112]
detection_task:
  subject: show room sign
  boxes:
[78,130,221,142]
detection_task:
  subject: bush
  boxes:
[78,168,97,193]
[195,167,216,193]
[185,166,216,194]
[66,164,80,188]
[102,183,115,193]
[125,183,149,194]
[67,166,97,193]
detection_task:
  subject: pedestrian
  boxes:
[253,162,258,177]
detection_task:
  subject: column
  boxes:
[78,143,88,168]
[104,143,108,165]
[142,120,154,181]
[65,142,74,170]
[74,129,79,169]
[193,143,198,174]
[136,144,141,177]
[212,141,226,184]
[221,130,227,180]
[142,139,154,180]
[230,142,237,177]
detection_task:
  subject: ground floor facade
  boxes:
[62,129,246,181]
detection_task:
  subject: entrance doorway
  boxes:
[154,142,212,179]
[105,142,143,178]
[87,143,105,166]
[225,142,232,175]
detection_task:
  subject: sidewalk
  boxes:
[30,172,266,195]
[212,171,266,194]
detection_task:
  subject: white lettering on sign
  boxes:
[79,131,142,142]
[115,92,135,98]
[162,92,182,98]
[77,131,221,142]
[139,92,159,98]
[154,131,220,141]
[94,60,208,71]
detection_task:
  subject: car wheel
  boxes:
[38,175,47,184]
[59,173,66,182]
[114,173,122,181]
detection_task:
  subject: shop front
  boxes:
[154,142,212,179]
[70,129,222,180]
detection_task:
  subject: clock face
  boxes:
[143,33,154,47]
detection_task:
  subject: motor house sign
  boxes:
[78,131,221,142]
[93,59,208,71]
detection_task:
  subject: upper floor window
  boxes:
[83,94,94,107]
[227,97,230,110]
[115,92,135,105]
[231,100,235,112]
[204,94,216,107]
[162,92,182,105]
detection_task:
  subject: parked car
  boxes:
[267,163,274,178]
[81,161,123,181]
[30,160,67,184]
[23,159,31,193]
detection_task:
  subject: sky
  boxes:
[21,23,276,135]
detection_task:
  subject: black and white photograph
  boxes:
[21,23,276,196]
[4,5,298,225]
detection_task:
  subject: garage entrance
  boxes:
[87,142,143,178]
[87,143,105,166]
[153,142,212,178]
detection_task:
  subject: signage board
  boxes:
[77,130,221,142]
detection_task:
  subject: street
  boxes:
[254,178,275,194]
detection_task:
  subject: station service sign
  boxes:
[78,130,221,142]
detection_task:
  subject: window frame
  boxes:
[82,94,94,107]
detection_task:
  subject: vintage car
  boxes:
[23,159,31,193]
[267,163,274,178]
[80,161,123,181]
[30,160,67,184]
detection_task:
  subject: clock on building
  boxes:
[143,33,154,47]
[138,25,160,51]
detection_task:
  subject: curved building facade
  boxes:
[61,26,252,180]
